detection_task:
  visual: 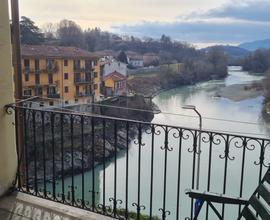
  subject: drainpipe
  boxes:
[0,0,18,196]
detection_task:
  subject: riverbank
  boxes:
[215,81,264,101]
[128,68,227,98]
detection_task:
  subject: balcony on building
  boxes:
[47,93,60,99]
[75,91,92,97]
[74,77,91,84]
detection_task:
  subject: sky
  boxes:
[19,0,270,47]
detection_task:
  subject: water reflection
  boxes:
[153,66,269,138]
[54,66,270,220]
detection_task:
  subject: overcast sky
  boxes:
[19,0,270,46]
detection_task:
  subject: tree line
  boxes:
[19,17,200,63]
[19,16,228,78]
[241,49,270,74]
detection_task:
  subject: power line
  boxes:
[84,102,263,126]
[17,99,269,137]
[19,99,265,126]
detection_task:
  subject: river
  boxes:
[53,66,269,219]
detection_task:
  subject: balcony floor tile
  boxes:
[0,192,112,220]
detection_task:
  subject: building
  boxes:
[99,57,127,77]
[126,52,144,68]
[104,71,127,96]
[128,57,144,68]
[21,45,101,105]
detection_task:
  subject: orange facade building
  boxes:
[21,45,101,106]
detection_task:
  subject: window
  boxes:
[85,60,92,70]
[64,59,68,66]
[85,85,91,94]
[35,74,40,84]
[48,74,53,84]
[94,72,98,78]
[49,101,54,106]
[25,73,29,82]
[64,73,68,80]
[24,59,30,68]
[64,86,69,93]
[76,86,80,94]
[94,84,98,90]
[75,98,78,103]
[35,87,42,95]
[23,89,32,96]
[86,72,91,81]
[46,59,54,70]
[74,59,81,70]
[35,59,39,70]
[75,73,81,82]
[65,101,69,104]
[47,86,56,95]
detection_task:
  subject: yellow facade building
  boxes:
[21,45,101,106]
[104,71,127,97]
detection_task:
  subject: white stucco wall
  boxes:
[103,61,127,76]
[0,0,17,196]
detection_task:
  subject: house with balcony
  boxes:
[21,45,101,105]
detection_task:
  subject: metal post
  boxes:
[194,108,202,190]
[182,105,202,190]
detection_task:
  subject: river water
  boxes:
[55,66,269,219]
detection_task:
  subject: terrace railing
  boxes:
[5,104,270,220]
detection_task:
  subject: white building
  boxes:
[99,57,127,77]
[128,57,144,68]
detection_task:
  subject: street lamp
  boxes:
[182,105,202,190]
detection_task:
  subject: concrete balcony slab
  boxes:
[0,192,112,220]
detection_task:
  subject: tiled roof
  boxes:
[105,71,126,81]
[21,45,98,59]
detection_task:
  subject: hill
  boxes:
[239,39,270,51]
[202,45,249,58]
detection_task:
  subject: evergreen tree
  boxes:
[117,51,128,64]
[20,16,45,45]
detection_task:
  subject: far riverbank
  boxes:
[128,66,228,98]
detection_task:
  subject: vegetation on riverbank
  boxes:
[241,49,270,74]
[129,47,228,96]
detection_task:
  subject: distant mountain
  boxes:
[239,39,270,51]
[202,45,249,58]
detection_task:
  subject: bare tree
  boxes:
[42,22,57,40]
[57,19,85,48]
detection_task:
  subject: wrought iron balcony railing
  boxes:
[74,78,91,84]
[47,93,60,99]
[5,104,270,220]
[75,92,92,97]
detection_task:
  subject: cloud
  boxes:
[113,0,270,44]
[200,0,270,22]
[113,20,270,44]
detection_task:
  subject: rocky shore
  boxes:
[26,95,155,183]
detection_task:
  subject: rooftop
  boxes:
[105,71,126,81]
[21,45,98,59]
